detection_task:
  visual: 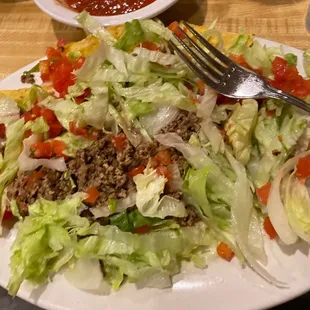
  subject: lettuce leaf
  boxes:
[224,99,258,165]
[133,166,187,219]
[115,20,144,52]
[0,119,25,235]
[7,193,88,296]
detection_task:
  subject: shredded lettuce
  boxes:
[115,20,144,52]
[133,165,187,219]
[7,193,88,296]
[0,119,25,235]
[224,99,258,165]
[0,97,20,126]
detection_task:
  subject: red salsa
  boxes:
[62,0,156,16]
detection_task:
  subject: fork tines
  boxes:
[169,21,233,88]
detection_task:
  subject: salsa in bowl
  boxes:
[33,0,178,27]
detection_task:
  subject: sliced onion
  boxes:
[267,151,310,245]
[18,134,67,172]
[167,164,183,191]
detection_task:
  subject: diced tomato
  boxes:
[134,225,152,234]
[128,166,145,178]
[75,87,91,104]
[39,60,50,83]
[111,133,127,152]
[266,109,276,117]
[87,130,99,141]
[69,121,88,137]
[296,154,310,180]
[216,242,235,262]
[141,41,161,51]
[2,209,13,221]
[46,47,61,60]
[168,21,185,39]
[154,150,172,166]
[31,104,42,118]
[31,142,53,159]
[51,140,67,158]
[24,130,32,138]
[149,157,159,168]
[156,166,172,181]
[197,79,205,96]
[57,39,67,48]
[74,56,85,70]
[27,171,44,188]
[264,216,277,240]
[23,111,35,123]
[256,181,272,205]
[41,108,57,123]
[0,123,6,138]
[272,56,288,82]
[48,121,63,138]
[84,186,100,204]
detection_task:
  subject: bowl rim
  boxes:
[33,0,179,27]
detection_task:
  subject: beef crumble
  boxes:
[7,132,188,217]
[159,110,201,141]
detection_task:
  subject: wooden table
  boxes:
[0,0,309,80]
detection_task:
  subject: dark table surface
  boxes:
[0,287,309,310]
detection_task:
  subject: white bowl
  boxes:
[33,0,178,27]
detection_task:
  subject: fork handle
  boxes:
[266,86,310,113]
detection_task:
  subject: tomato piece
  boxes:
[2,208,13,221]
[51,140,67,158]
[256,181,271,205]
[31,142,53,159]
[46,47,61,60]
[31,104,42,118]
[39,60,50,82]
[141,41,161,51]
[74,56,86,70]
[197,79,205,96]
[216,242,235,262]
[296,154,310,180]
[272,56,287,81]
[168,21,185,39]
[111,133,127,152]
[49,121,63,138]
[57,39,67,48]
[41,108,57,123]
[84,186,100,204]
[0,123,6,138]
[154,150,171,166]
[156,166,172,181]
[266,109,276,117]
[27,171,44,188]
[75,87,91,104]
[69,121,88,137]
[149,157,159,168]
[134,225,152,234]
[128,166,145,178]
[264,216,277,240]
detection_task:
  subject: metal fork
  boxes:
[169,21,310,113]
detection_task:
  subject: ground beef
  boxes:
[175,206,201,227]
[159,110,201,141]
[7,131,193,224]
[7,168,74,216]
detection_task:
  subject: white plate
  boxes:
[33,0,178,27]
[0,38,310,310]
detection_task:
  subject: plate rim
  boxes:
[0,37,309,310]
